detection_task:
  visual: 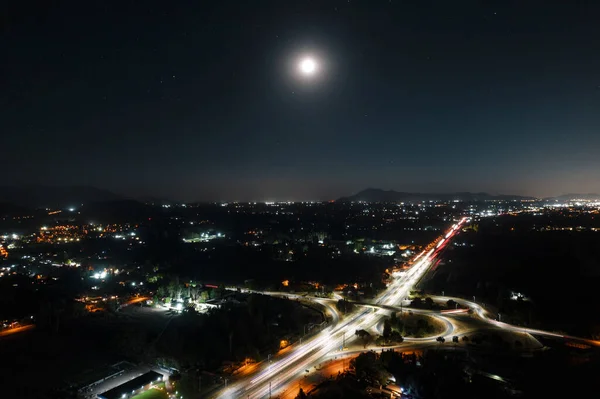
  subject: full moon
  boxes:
[299,58,317,75]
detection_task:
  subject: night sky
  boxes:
[3,1,600,201]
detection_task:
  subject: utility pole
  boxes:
[269,381,271,398]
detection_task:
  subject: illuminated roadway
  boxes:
[435,296,600,347]
[0,324,35,337]
[214,218,469,398]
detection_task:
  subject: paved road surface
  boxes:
[213,219,469,398]
[0,324,35,337]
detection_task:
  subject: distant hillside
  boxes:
[546,193,600,201]
[0,186,125,208]
[338,188,535,203]
[0,202,32,217]
[138,196,176,206]
[79,199,151,222]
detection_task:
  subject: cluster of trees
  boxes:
[377,316,404,346]
[289,250,392,287]
[154,277,225,304]
[387,312,403,332]
[353,312,443,349]
[297,372,370,399]
[336,299,355,314]
[148,232,394,292]
[355,329,372,348]
[0,268,94,333]
[386,311,439,338]
[0,274,40,321]
[403,317,436,338]
[350,350,503,399]
[351,325,524,353]
[280,281,334,298]
[409,297,460,310]
[154,293,320,374]
[107,293,322,395]
[350,351,391,386]
[325,339,600,399]
[409,296,434,309]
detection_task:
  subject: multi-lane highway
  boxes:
[213,218,469,398]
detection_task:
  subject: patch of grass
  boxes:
[400,313,446,338]
[130,383,169,399]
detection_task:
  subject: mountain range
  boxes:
[1,186,598,209]
[337,188,537,203]
[0,186,125,209]
[544,193,600,201]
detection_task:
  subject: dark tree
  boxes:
[350,351,389,386]
[390,330,404,343]
[336,299,354,314]
[355,329,372,348]
[410,297,423,308]
[383,318,392,339]
[295,387,307,399]
[424,297,434,308]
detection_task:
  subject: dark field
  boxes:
[423,216,600,338]
[0,306,170,398]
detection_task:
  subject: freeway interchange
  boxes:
[214,218,468,399]
[213,217,599,399]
